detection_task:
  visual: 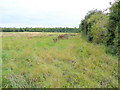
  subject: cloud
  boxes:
[0,0,114,27]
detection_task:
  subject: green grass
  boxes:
[2,32,118,88]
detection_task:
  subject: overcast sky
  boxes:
[0,0,114,28]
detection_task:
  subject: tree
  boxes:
[107,0,120,54]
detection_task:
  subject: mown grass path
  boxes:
[2,32,118,88]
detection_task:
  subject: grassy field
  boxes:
[1,32,118,88]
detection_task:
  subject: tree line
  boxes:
[79,0,120,55]
[0,27,79,33]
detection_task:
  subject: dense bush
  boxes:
[107,0,120,54]
[79,10,109,44]
[79,0,120,55]
[87,12,109,44]
[0,27,79,33]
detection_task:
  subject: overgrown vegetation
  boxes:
[1,0,119,88]
[79,10,109,43]
[2,32,118,88]
[79,0,120,55]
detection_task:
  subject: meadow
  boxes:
[2,32,118,88]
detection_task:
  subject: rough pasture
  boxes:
[2,32,118,88]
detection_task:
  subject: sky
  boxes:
[0,0,114,28]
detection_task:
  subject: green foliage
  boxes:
[79,0,120,55]
[107,0,120,54]
[88,12,109,44]
[79,10,109,43]
[0,27,79,33]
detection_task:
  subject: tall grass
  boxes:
[2,32,118,88]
